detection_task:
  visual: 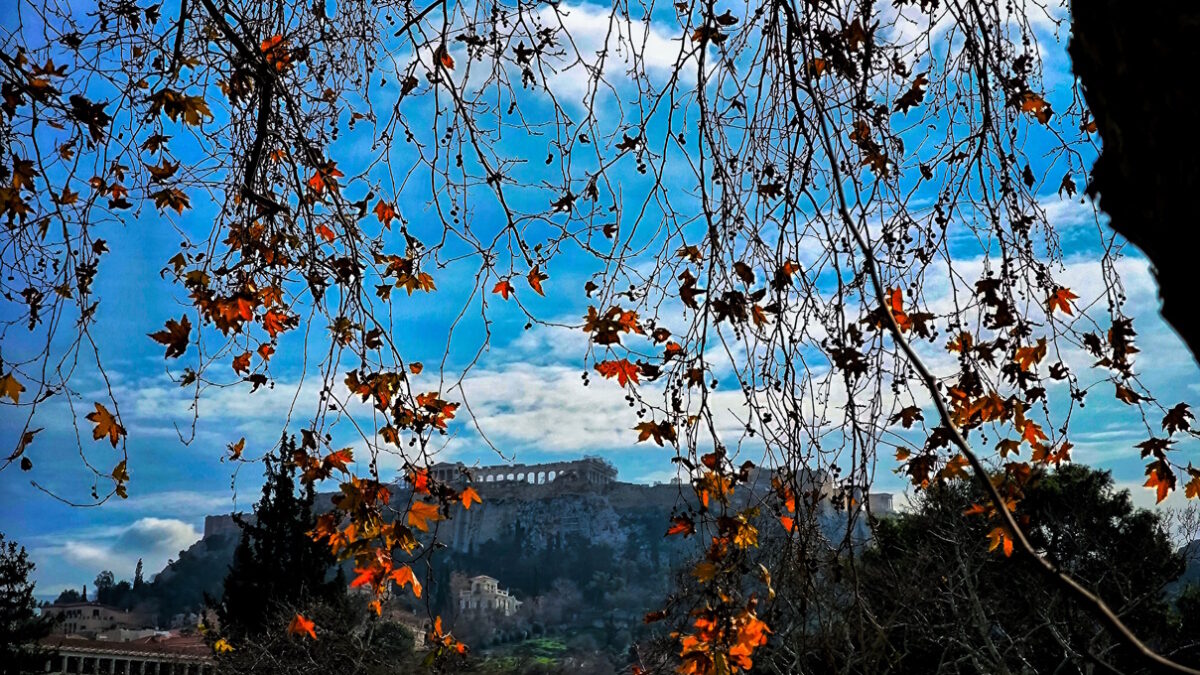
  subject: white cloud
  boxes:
[33,518,201,586]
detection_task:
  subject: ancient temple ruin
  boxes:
[430,455,618,487]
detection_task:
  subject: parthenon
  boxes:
[429,456,618,487]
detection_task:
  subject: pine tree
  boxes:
[216,435,344,641]
[133,559,144,590]
[0,533,56,675]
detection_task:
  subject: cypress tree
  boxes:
[216,435,344,640]
[0,533,56,675]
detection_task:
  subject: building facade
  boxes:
[42,603,150,638]
[458,575,521,617]
[38,636,213,675]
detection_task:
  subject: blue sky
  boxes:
[3,1,1199,598]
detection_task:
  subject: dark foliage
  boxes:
[0,533,56,675]
[215,435,345,641]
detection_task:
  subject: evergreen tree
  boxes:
[133,559,144,590]
[215,435,344,641]
[0,533,56,675]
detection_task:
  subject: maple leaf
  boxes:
[987,526,1015,557]
[492,280,514,300]
[306,162,344,194]
[314,224,336,242]
[889,406,923,429]
[1014,338,1047,372]
[148,315,191,358]
[232,352,251,374]
[213,638,234,654]
[391,565,422,597]
[1021,419,1048,445]
[374,200,396,226]
[110,460,130,486]
[0,372,26,403]
[666,515,695,537]
[635,421,676,446]
[227,438,245,461]
[288,614,317,640]
[435,45,455,69]
[1115,383,1145,405]
[1145,464,1175,504]
[1047,287,1079,315]
[408,500,442,532]
[262,309,293,338]
[595,359,640,388]
[460,486,481,510]
[940,454,970,481]
[350,566,379,589]
[409,468,430,493]
[1163,403,1194,434]
[324,448,353,473]
[1019,91,1053,124]
[1185,468,1200,500]
[886,287,913,332]
[86,402,125,447]
[527,266,548,296]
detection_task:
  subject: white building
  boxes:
[458,575,521,617]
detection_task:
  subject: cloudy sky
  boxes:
[2,1,1199,598]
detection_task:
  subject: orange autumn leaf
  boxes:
[408,500,442,532]
[350,566,379,589]
[409,362,423,375]
[314,224,336,242]
[1145,465,1175,504]
[86,402,126,447]
[1185,468,1200,500]
[886,287,913,333]
[1014,338,1047,372]
[324,448,353,473]
[460,486,481,510]
[374,200,396,226]
[262,309,293,338]
[492,279,514,300]
[288,614,317,640]
[408,468,431,493]
[666,515,695,537]
[0,372,24,404]
[306,162,344,193]
[987,526,1015,557]
[232,351,251,374]
[391,564,422,597]
[527,266,548,296]
[595,358,640,387]
[435,45,455,69]
[1047,287,1078,315]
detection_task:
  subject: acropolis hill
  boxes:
[203,456,893,554]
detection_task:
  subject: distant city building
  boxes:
[42,602,150,638]
[459,575,521,617]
